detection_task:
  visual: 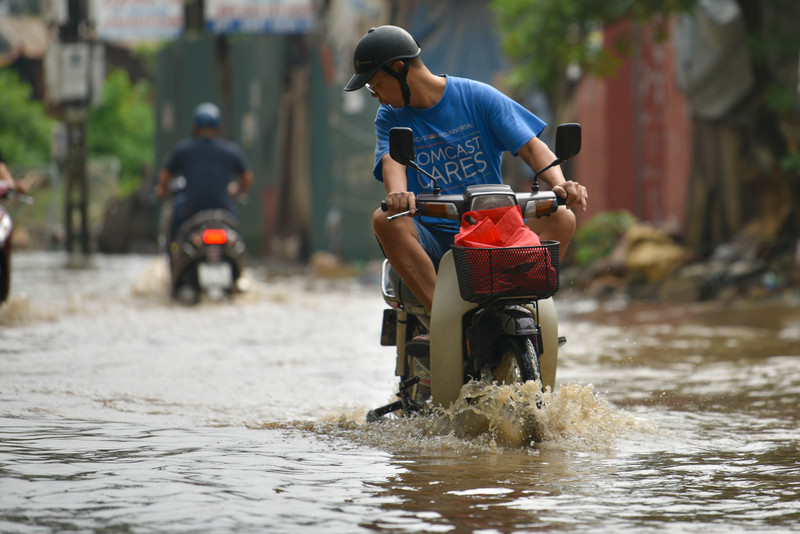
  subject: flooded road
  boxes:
[2,251,799,533]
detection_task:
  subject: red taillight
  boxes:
[202,228,228,245]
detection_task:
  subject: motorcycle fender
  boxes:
[430,251,477,408]
[497,305,540,336]
[468,306,541,370]
[531,298,558,391]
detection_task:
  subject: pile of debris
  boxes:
[566,216,799,302]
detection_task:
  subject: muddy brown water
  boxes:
[1,252,799,533]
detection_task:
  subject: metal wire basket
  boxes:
[451,241,560,303]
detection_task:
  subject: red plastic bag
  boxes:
[454,205,541,248]
[453,205,557,298]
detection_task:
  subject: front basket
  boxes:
[451,241,560,303]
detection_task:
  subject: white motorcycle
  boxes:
[368,124,581,420]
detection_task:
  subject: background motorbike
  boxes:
[168,209,245,304]
[164,177,246,304]
[0,184,34,303]
[369,124,581,421]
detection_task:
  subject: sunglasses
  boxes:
[365,70,389,94]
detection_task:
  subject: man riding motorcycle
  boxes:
[155,102,253,239]
[344,25,588,313]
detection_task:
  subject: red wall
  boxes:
[574,20,691,234]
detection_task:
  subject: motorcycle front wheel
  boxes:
[492,335,542,387]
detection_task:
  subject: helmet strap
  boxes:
[384,61,412,107]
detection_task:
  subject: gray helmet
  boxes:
[193,102,220,129]
[344,25,421,92]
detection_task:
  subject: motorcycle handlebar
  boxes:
[1,188,34,205]
[381,190,562,222]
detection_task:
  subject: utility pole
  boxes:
[184,0,205,32]
[62,0,91,256]
[45,0,102,256]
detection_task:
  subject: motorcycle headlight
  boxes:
[0,213,12,243]
[469,193,517,212]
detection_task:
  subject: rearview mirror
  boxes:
[554,123,581,161]
[389,127,415,166]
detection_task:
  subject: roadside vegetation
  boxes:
[1,51,156,248]
[0,68,53,165]
[87,68,155,196]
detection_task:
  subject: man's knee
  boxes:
[555,206,576,237]
[529,207,574,237]
[372,207,389,234]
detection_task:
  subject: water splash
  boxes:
[534,382,645,450]
[130,258,170,297]
[0,294,66,325]
[0,294,35,325]
[432,380,642,450]
[311,380,647,454]
[431,380,548,447]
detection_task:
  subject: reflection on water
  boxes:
[1,252,799,532]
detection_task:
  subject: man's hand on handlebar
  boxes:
[552,180,588,212]
[384,191,417,216]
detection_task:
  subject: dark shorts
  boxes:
[413,219,457,270]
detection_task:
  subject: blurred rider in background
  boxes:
[0,148,29,195]
[155,102,253,240]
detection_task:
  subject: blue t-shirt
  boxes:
[166,137,249,215]
[373,75,546,230]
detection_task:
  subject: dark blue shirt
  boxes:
[166,137,249,215]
